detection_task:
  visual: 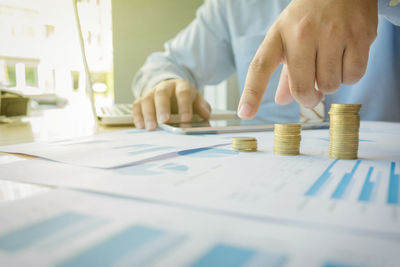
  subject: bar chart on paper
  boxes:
[0,130,229,168]
[58,225,186,267]
[1,187,398,267]
[0,212,105,252]
[0,213,185,267]
[305,160,399,206]
[189,243,287,267]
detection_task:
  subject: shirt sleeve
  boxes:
[132,0,236,98]
[378,0,400,26]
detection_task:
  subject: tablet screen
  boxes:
[160,119,329,134]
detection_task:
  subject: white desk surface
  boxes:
[0,101,130,202]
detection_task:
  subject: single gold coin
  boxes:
[232,137,257,142]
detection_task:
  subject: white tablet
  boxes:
[159,119,329,135]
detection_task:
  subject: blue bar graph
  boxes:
[190,243,287,267]
[331,160,361,199]
[0,212,94,252]
[358,167,375,202]
[387,162,399,205]
[129,146,172,156]
[178,147,214,156]
[190,244,254,267]
[324,262,362,267]
[306,160,338,196]
[113,144,152,149]
[58,225,171,267]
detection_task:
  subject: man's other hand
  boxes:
[132,79,211,130]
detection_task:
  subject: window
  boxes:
[45,25,55,38]
[0,0,113,100]
[25,66,38,87]
[6,65,16,87]
[71,71,80,91]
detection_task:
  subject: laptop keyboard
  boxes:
[100,104,132,116]
[119,104,132,115]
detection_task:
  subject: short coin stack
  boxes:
[329,104,361,160]
[232,137,257,152]
[273,124,302,155]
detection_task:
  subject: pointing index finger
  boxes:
[238,27,284,119]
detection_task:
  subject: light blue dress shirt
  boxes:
[133,0,400,123]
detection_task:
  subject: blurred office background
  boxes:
[0,0,238,111]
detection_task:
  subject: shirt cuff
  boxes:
[379,0,400,26]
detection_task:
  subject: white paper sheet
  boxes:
[0,189,398,267]
[0,129,229,168]
[0,121,399,242]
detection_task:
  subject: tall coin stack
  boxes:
[329,104,362,160]
[273,124,302,155]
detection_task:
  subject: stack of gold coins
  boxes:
[273,124,302,155]
[329,104,361,160]
[232,137,257,152]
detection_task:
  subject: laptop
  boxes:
[73,0,133,125]
[74,0,237,126]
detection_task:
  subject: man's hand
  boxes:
[238,0,378,119]
[132,79,211,130]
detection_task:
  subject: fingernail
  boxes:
[238,103,253,118]
[145,121,157,130]
[201,103,210,113]
[157,113,169,123]
[180,113,191,122]
[134,121,144,129]
[274,94,280,104]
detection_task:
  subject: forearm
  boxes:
[132,0,235,99]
